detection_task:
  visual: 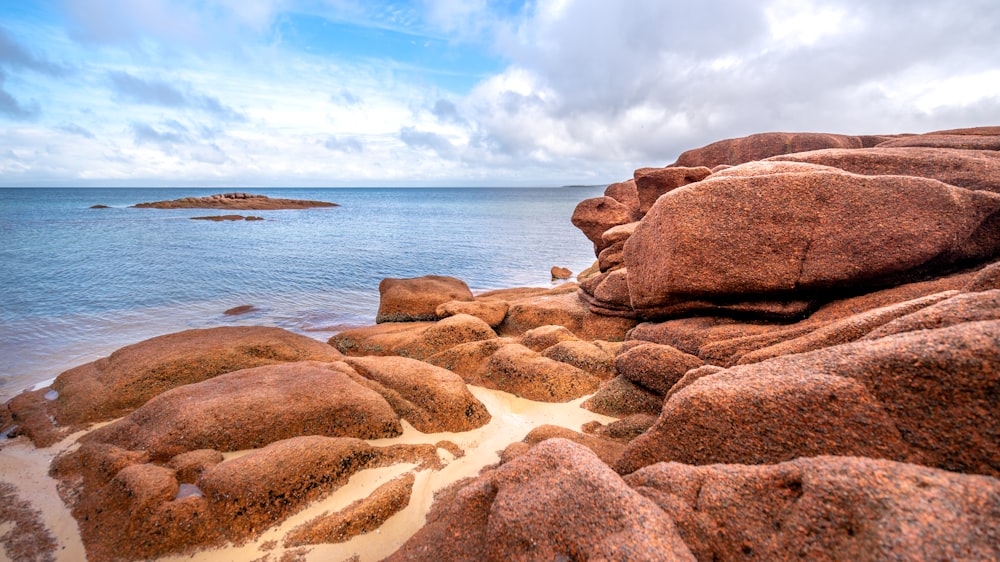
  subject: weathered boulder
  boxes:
[542,340,617,379]
[484,344,603,402]
[624,170,1000,319]
[736,290,957,364]
[863,289,1000,340]
[424,337,517,384]
[285,473,416,547]
[603,179,641,219]
[617,320,1000,477]
[376,275,474,323]
[435,299,509,327]
[626,456,1000,561]
[550,266,572,279]
[503,425,627,466]
[83,361,402,460]
[671,132,863,168]
[517,324,578,352]
[616,343,705,395]
[877,133,1000,151]
[571,196,633,253]
[342,356,491,433]
[767,147,1000,193]
[4,326,343,446]
[498,289,637,340]
[578,268,635,317]
[386,439,695,561]
[633,166,712,214]
[582,376,665,417]
[329,314,496,359]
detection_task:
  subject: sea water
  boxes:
[0,186,605,401]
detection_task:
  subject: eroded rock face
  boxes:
[342,356,491,433]
[767,147,1000,192]
[330,314,497,359]
[386,439,696,561]
[376,275,474,323]
[82,361,402,460]
[624,171,1000,319]
[484,343,603,402]
[616,320,1000,477]
[671,132,863,168]
[626,456,1000,561]
[571,196,634,253]
[4,327,343,446]
[633,166,712,214]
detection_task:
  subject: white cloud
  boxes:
[1,0,999,187]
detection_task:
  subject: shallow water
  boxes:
[0,186,604,401]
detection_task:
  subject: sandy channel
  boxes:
[0,385,616,562]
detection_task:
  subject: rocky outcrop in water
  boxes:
[133,192,338,210]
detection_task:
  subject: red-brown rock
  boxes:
[626,456,1000,561]
[550,266,572,280]
[616,343,704,395]
[386,439,695,561]
[768,147,1000,192]
[633,166,712,214]
[624,170,1000,319]
[603,179,641,219]
[424,337,517,385]
[484,343,603,402]
[4,327,343,446]
[498,289,637,340]
[582,375,665,417]
[83,361,402,460]
[376,275,474,323]
[876,134,1000,151]
[617,320,1000,477]
[435,299,509,327]
[541,340,617,379]
[342,356,491,433]
[517,324,578,352]
[571,196,633,253]
[329,314,496,360]
[863,289,1000,340]
[671,132,863,168]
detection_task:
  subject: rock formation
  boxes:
[3,125,999,562]
[133,192,338,210]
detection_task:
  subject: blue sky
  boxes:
[1,0,998,187]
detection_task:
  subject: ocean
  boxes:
[0,186,606,401]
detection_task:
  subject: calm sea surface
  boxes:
[0,186,605,401]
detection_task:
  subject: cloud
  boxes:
[0,26,67,75]
[108,71,245,121]
[57,123,96,139]
[332,89,362,106]
[130,121,186,146]
[0,70,39,119]
[431,99,464,124]
[324,135,364,153]
[399,126,456,157]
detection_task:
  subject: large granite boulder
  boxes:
[876,133,1000,151]
[624,170,1000,319]
[386,439,696,561]
[376,275,474,323]
[342,356,491,433]
[671,132,863,168]
[498,288,637,340]
[484,343,603,402]
[329,313,497,359]
[81,361,402,460]
[633,166,712,214]
[616,320,1000,477]
[3,326,343,446]
[626,455,1000,561]
[767,147,1000,192]
[571,196,634,253]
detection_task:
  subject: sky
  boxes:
[0,0,998,187]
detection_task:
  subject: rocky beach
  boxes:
[2,126,999,561]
